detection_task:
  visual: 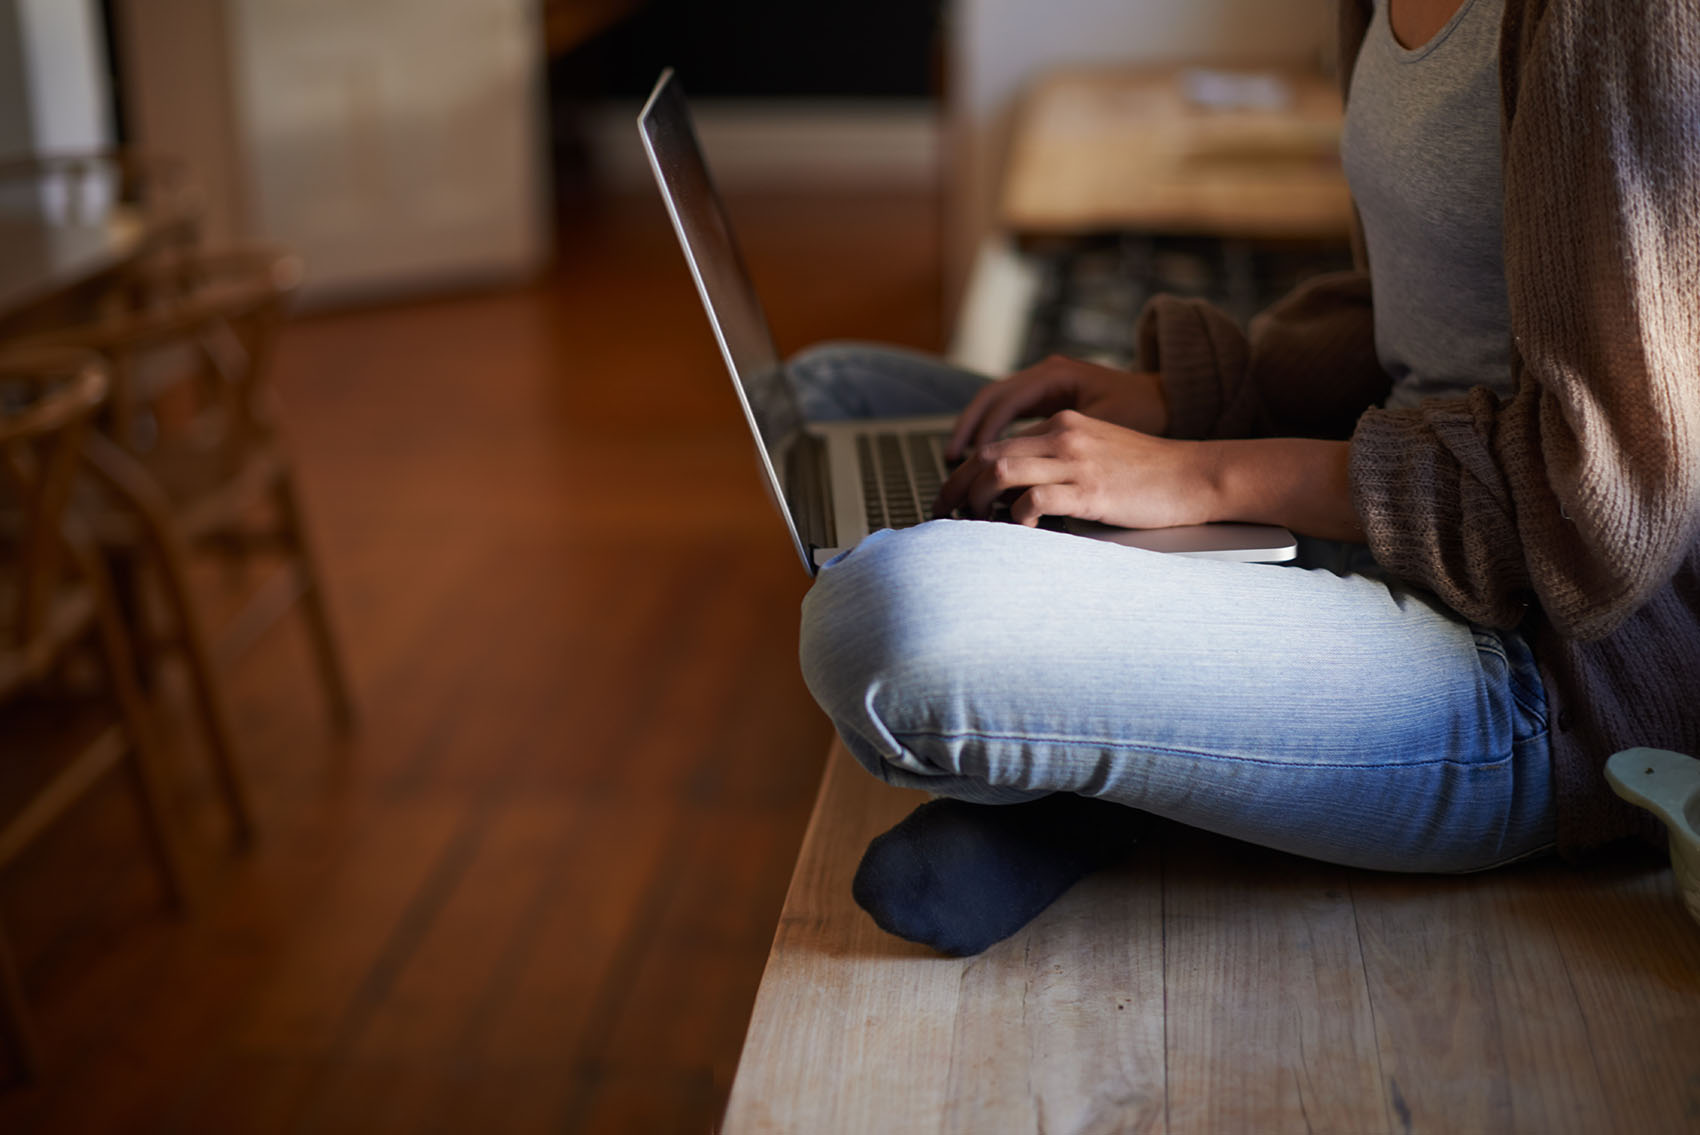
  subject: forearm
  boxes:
[1205,438,1365,542]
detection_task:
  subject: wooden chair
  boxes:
[0,348,187,1080]
[24,249,356,846]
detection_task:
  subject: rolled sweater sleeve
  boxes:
[1350,1,1700,640]
[1135,270,1391,442]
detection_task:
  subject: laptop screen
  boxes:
[638,71,804,468]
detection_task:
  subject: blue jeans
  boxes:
[793,343,1556,873]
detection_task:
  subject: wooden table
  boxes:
[0,211,149,339]
[723,741,1700,1132]
[1000,67,1355,239]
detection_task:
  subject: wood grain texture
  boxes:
[725,745,1170,1134]
[1162,830,1384,1135]
[1351,861,1700,1134]
[1532,864,1700,1130]
[942,860,1165,1135]
[723,748,961,1132]
[727,744,1700,1135]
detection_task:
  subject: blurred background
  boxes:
[0,0,1338,1130]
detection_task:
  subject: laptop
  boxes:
[637,69,1297,575]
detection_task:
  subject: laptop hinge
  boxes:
[783,432,835,556]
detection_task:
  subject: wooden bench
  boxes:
[723,741,1700,1132]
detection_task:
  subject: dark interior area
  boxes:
[564,0,945,100]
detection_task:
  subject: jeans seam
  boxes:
[1508,688,1544,722]
[891,729,1518,772]
[1458,841,1557,873]
[1506,675,1548,729]
[1473,633,1548,732]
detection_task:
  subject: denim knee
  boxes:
[799,523,1070,803]
[800,527,922,722]
[799,524,975,762]
[786,341,990,423]
[785,340,882,397]
[787,340,878,376]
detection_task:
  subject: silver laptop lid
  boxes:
[638,69,814,571]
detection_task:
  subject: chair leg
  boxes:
[147,525,257,848]
[274,475,357,733]
[0,923,40,1082]
[91,575,192,912]
[82,432,255,844]
[105,549,156,691]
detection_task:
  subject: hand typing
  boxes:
[934,410,1221,530]
[945,355,1169,461]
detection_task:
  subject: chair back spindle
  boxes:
[0,352,107,662]
[21,250,302,476]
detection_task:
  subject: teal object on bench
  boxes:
[1605,748,1700,928]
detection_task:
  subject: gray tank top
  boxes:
[1339,0,1512,410]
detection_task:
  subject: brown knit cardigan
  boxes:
[1136,0,1700,856]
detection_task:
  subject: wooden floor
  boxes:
[0,189,944,1132]
[728,743,1700,1134]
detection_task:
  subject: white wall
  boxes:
[953,0,1333,120]
[14,0,111,153]
[226,0,550,304]
[944,0,1335,314]
[116,0,551,304]
[0,0,113,158]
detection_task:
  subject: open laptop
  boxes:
[637,69,1296,575]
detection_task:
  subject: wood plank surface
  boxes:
[1162,832,1384,1134]
[941,860,1165,1135]
[725,745,958,1131]
[724,745,1171,1133]
[1532,864,1700,1129]
[726,744,1700,1134]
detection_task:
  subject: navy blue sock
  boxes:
[851,794,1142,956]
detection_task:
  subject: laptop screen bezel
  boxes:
[637,69,817,575]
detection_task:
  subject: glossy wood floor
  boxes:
[0,188,943,1133]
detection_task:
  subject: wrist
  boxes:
[1134,370,1170,436]
[1193,439,1234,524]
[1206,438,1363,541]
[1208,440,1270,525]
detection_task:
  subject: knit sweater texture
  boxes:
[1135,0,1700,856]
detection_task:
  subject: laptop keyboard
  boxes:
[856,430,951,530]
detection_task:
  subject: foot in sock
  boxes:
[850,793,1142,956]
